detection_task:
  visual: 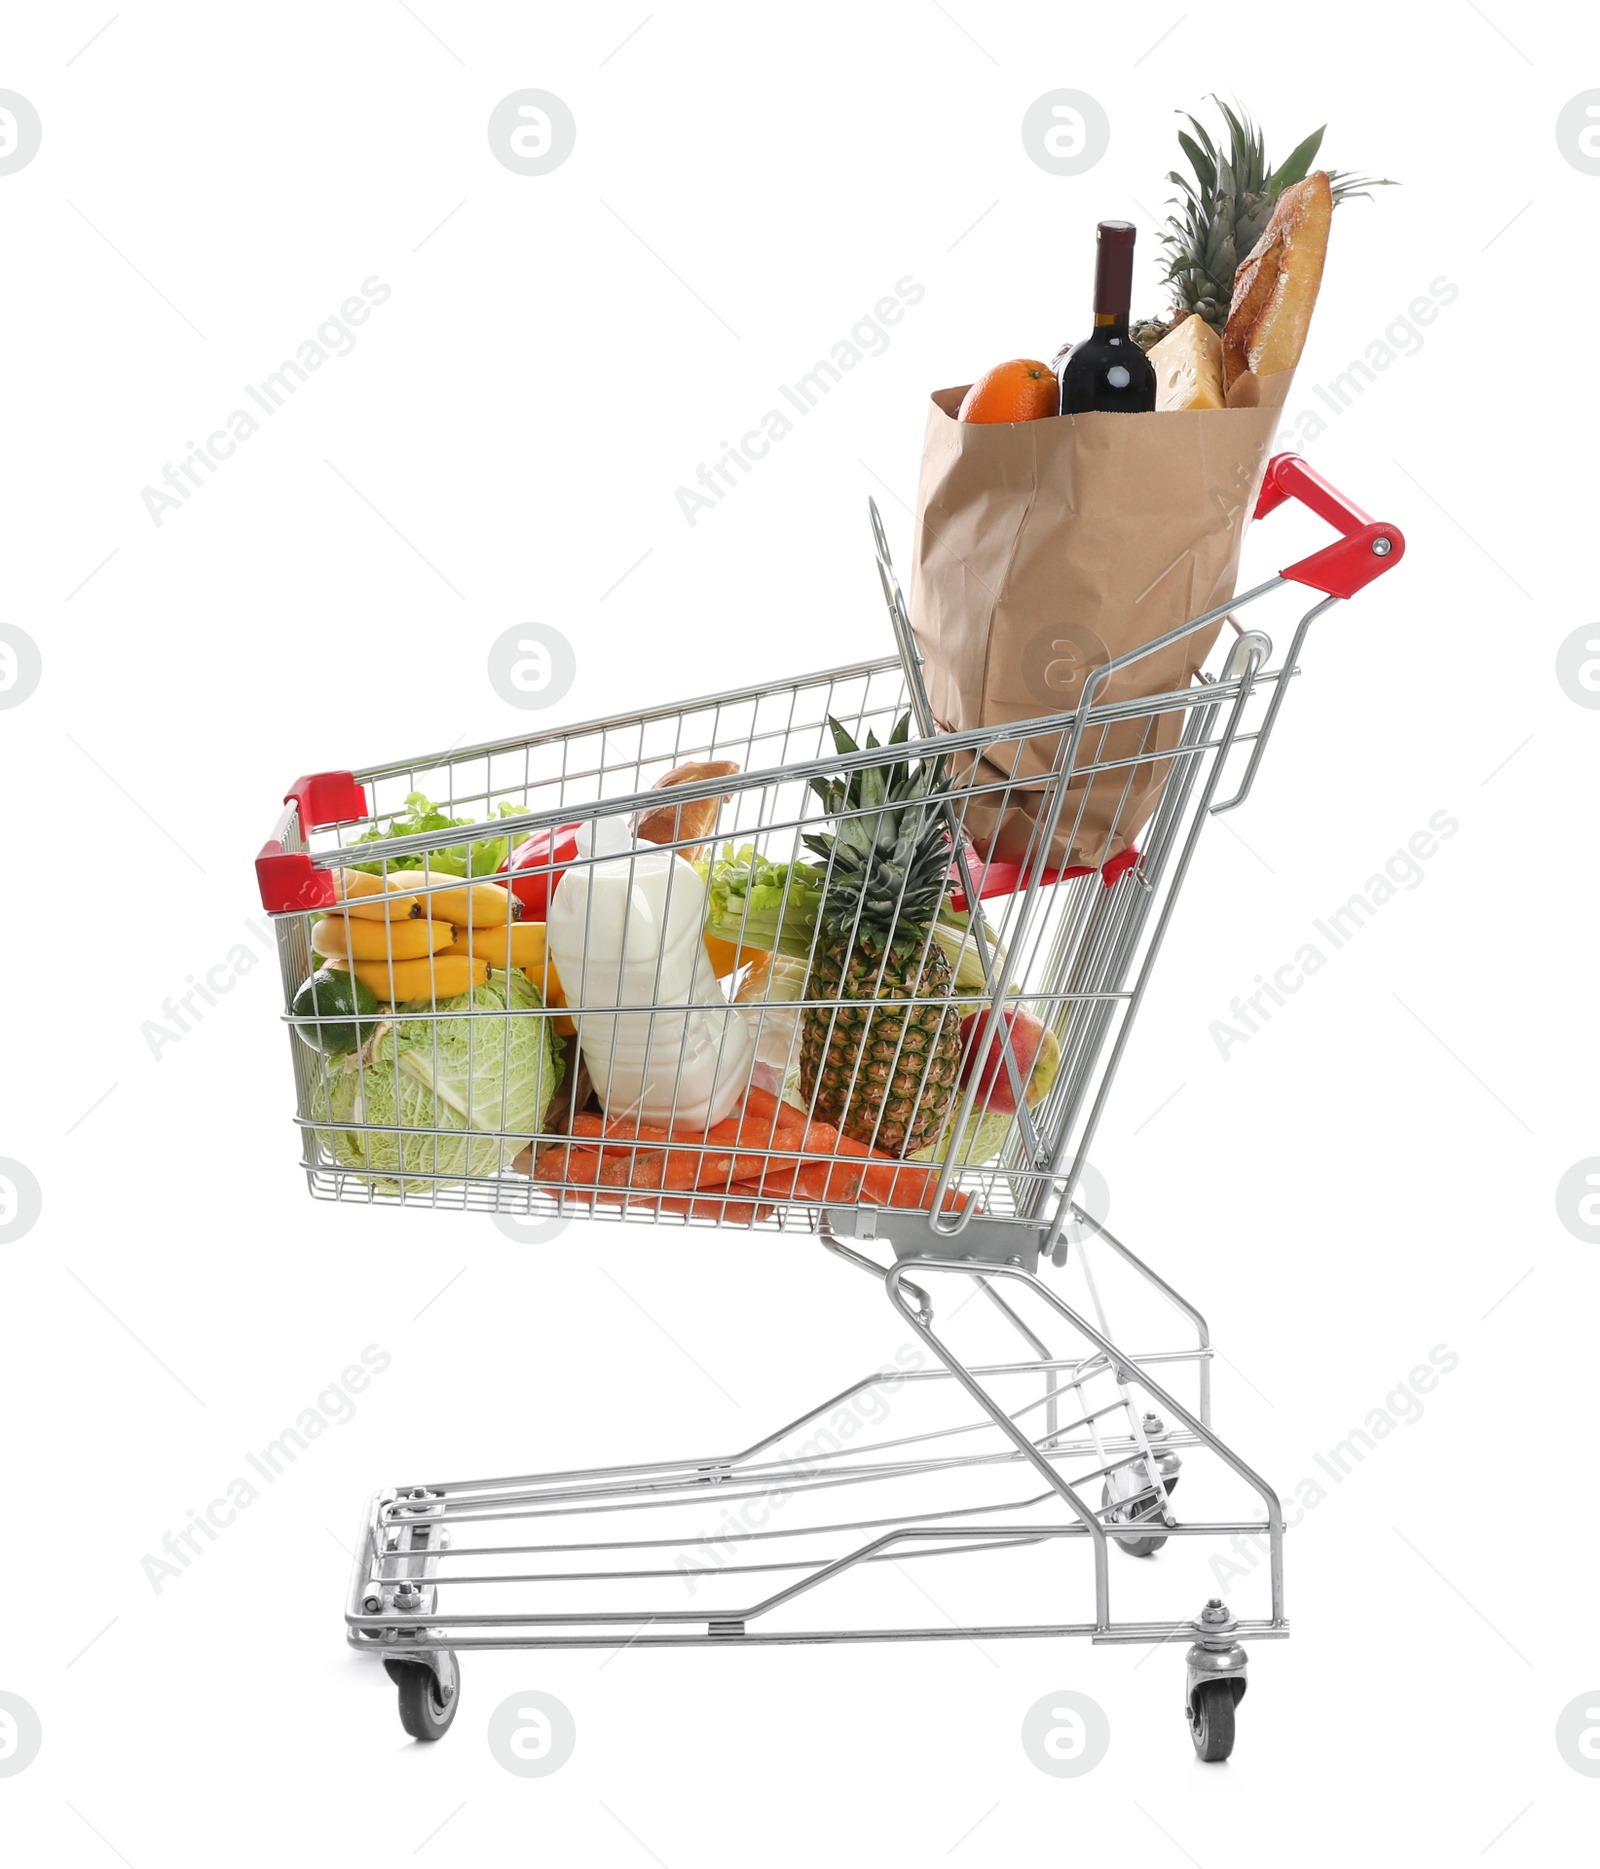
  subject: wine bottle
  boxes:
[1056,221,1156,415]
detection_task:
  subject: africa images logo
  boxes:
[139,277,392,526]
[140,1346,392,1592]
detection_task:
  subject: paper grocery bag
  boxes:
[909,371,1291,872]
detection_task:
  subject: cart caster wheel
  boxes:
[1188,1678,1240,1762]
[385,1656,459,1741]
[1102,1476,1177,1558]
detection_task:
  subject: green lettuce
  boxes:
[349,792,528,879]
[316,969,562,1193]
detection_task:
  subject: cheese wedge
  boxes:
[1149,315,1225,412]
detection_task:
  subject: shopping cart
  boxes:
[256,452,1403,1759]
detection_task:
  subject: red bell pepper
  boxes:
[501,822,583,920]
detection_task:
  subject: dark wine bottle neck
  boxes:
[1091,222,1136,329]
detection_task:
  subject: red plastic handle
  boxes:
[947,844,1139,912]
[255,770,369,913]
[1253,452,1404,600]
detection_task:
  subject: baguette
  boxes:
[1222,171,1332,391]
[634,759,740,858]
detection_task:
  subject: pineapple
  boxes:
[1134,97,1393,347]
[798,715,961,1157]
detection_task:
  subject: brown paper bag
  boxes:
[910,371,1291,872]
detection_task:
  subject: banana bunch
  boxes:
[314,868,570,1028]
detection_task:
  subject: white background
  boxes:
[2,1,1597,1861]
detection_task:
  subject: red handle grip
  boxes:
[255,769,369,913]
[1253,452,1404,600]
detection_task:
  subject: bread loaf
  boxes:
[634,759,740,858]
[1222,171,1332,390]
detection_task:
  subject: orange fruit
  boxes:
[702,932,752,979]
[958,359,1058,424]
[533,960,577,1038]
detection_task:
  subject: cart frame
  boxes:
[254,452,1403,1757]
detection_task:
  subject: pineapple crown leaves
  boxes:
[804,712,951,819]
[802,713,953,941]
[1157,97,1396,324]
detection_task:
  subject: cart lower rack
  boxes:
[349,1219,1284,1759]
[256,452,1403,1758]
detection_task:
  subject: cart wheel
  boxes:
[385,1656,459,1741]
[1102,1475,1177,1558]
[1188,1678,1238,1762]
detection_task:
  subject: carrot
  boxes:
[543,1118,679,1187]
[536,1086,965,1219]
[820,1160,870,1201]
[730,1160,866,1203]
[688,1148,765,1189]
[708,1129,815,1189]
[654,1092,813,1190]
[597,1145,728,1193]
[596,1117,671,1158]
[728,1167,794,1198]
[533,1140,604,1183]
[721,1118,844,1201]
[862,1162,970,1213]
[658,1121,781,1188]
[737,1085,783,1123]
[731,1129,970,1213]
[539,1090,797,1196]
[714,1126,809,1177]
[697,1108,807,1152]
[532,1112,627,1189]
[533,1114,608,1178]
[597,1152,662,1187]
[613,1113,755,1188]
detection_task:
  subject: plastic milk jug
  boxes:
[546,818,755,1131]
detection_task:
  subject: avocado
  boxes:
[292,967,382,1056]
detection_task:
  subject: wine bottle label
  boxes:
[1093,313,1117,327]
